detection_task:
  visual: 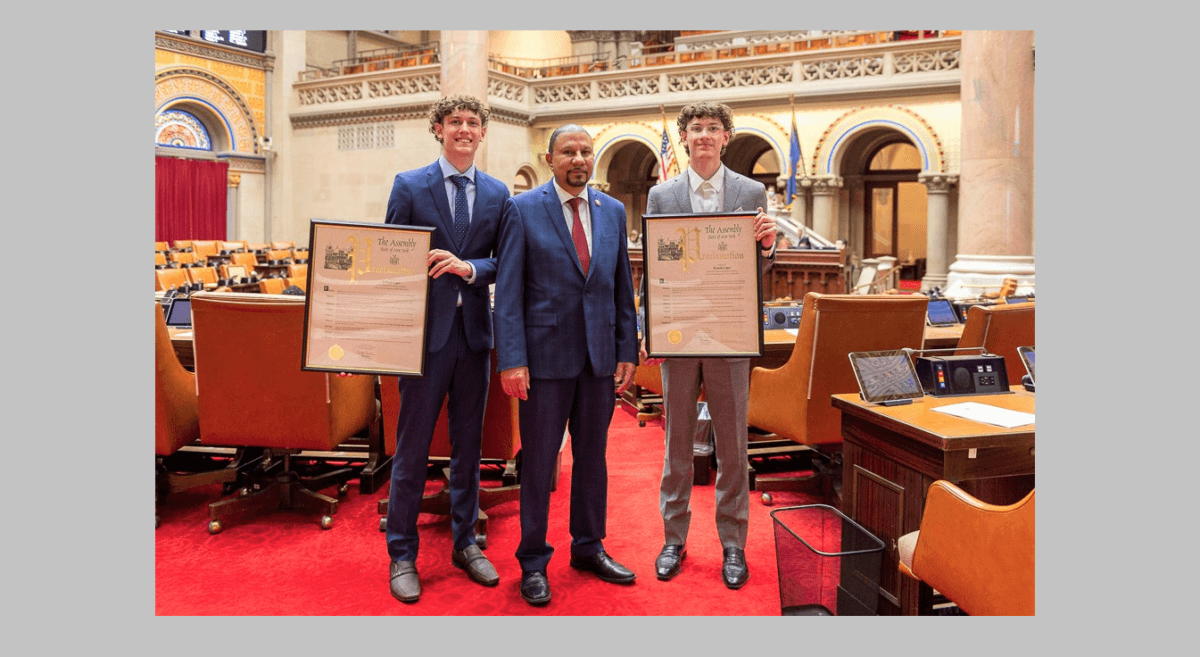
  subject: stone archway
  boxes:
[155,67,261,156]
[594,134,659,242]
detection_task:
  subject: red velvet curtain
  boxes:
[155,156,228,244]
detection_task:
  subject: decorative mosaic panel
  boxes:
[155,109,212,150]
[155,68,258,155]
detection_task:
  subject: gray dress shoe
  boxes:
[452,544,500,586]
[389,560,420,603]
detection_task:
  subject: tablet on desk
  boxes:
[164,297,193,329]
[926,299,959,327]
[1017,345,1034,383]
[848,350,925,405]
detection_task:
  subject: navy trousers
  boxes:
[385,309,489,562]
[515,362,614,573]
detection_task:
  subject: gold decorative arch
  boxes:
[154,66,260,155]
[810,105,946,176]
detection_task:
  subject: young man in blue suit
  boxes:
[495,125,640,606]
[642,101,776,590]
[383,95,513,604]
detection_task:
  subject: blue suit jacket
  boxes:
[385,161,511,353]
[495,181,638,378]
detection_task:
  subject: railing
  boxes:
[629,30,956,69]
[487,53,612,79]
[298,42,441,81]
[293,32,961,111]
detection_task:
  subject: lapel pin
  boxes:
[594,198,600,207]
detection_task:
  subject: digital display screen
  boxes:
[162,30,266,53]
[165,299,192,327]
[926,299,958,325]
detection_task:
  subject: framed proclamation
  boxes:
[641,212,764,358]
[301,220,434,376]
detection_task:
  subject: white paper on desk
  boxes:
[930,402,1034,429]
[785,328,798,336]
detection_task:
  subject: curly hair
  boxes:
[676,101,734,156]
[428,94,490,143]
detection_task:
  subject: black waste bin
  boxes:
[770,504,884,616]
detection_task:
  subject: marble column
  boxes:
[810,176,841,243]
[946,30,1035,297]
[919,172,958,291]
[439,31,490,170]
[227,172,241,240]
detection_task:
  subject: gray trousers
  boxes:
[659,357,750,549]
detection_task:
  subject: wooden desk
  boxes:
[831,387,1035,615]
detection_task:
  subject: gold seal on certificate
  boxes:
[328,344,344,360]
[668,330,682,344]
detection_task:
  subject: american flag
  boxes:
[659,121,677,181]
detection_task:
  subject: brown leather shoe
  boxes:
[389,560,420,603]
[452,544,499,586]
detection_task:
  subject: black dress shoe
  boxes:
[569,549,637,583]
[520,571,551,606]
[655,544,687,581]
[722,547,749,589]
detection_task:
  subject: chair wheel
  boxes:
[639,421,646,427]
[320,515,334,530]
[379,517,387,532]
[240,487,251,497]
[338,483,349,497]
[761,493,773,506]
[208,520,223,534]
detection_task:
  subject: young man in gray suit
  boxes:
[642,102,777,589]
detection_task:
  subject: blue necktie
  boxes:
[450,175,470,249]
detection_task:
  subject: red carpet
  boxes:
[155,403,827,615]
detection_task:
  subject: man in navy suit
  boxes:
[384,95,513,604]
[495,125,639,606]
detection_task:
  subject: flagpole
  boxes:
[661,105,680,178]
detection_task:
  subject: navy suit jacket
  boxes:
[495,181,638,378]
[385,161,511,354]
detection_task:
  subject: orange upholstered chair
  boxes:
[265,248,293,264]
[286,263,308,280]
[229,251,259,275]
[258,277,287,294]
[220,240,247,253]
[270,240,296,250]
[747,293,928,501]
[155,303,238,528]
[190,240,220,262]
[169,251,197,265]
[897,480,1035,615]
[155,267,191,292]
[191,292,381,533]
[155,252,168,267]
[285,276,306,292]
[173,240,194,251]
[187,266,219,287]
[956,303,1035,386]
[376,350,524,546]
[155,241,170,252]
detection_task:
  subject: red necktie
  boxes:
[568,197,590,275]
